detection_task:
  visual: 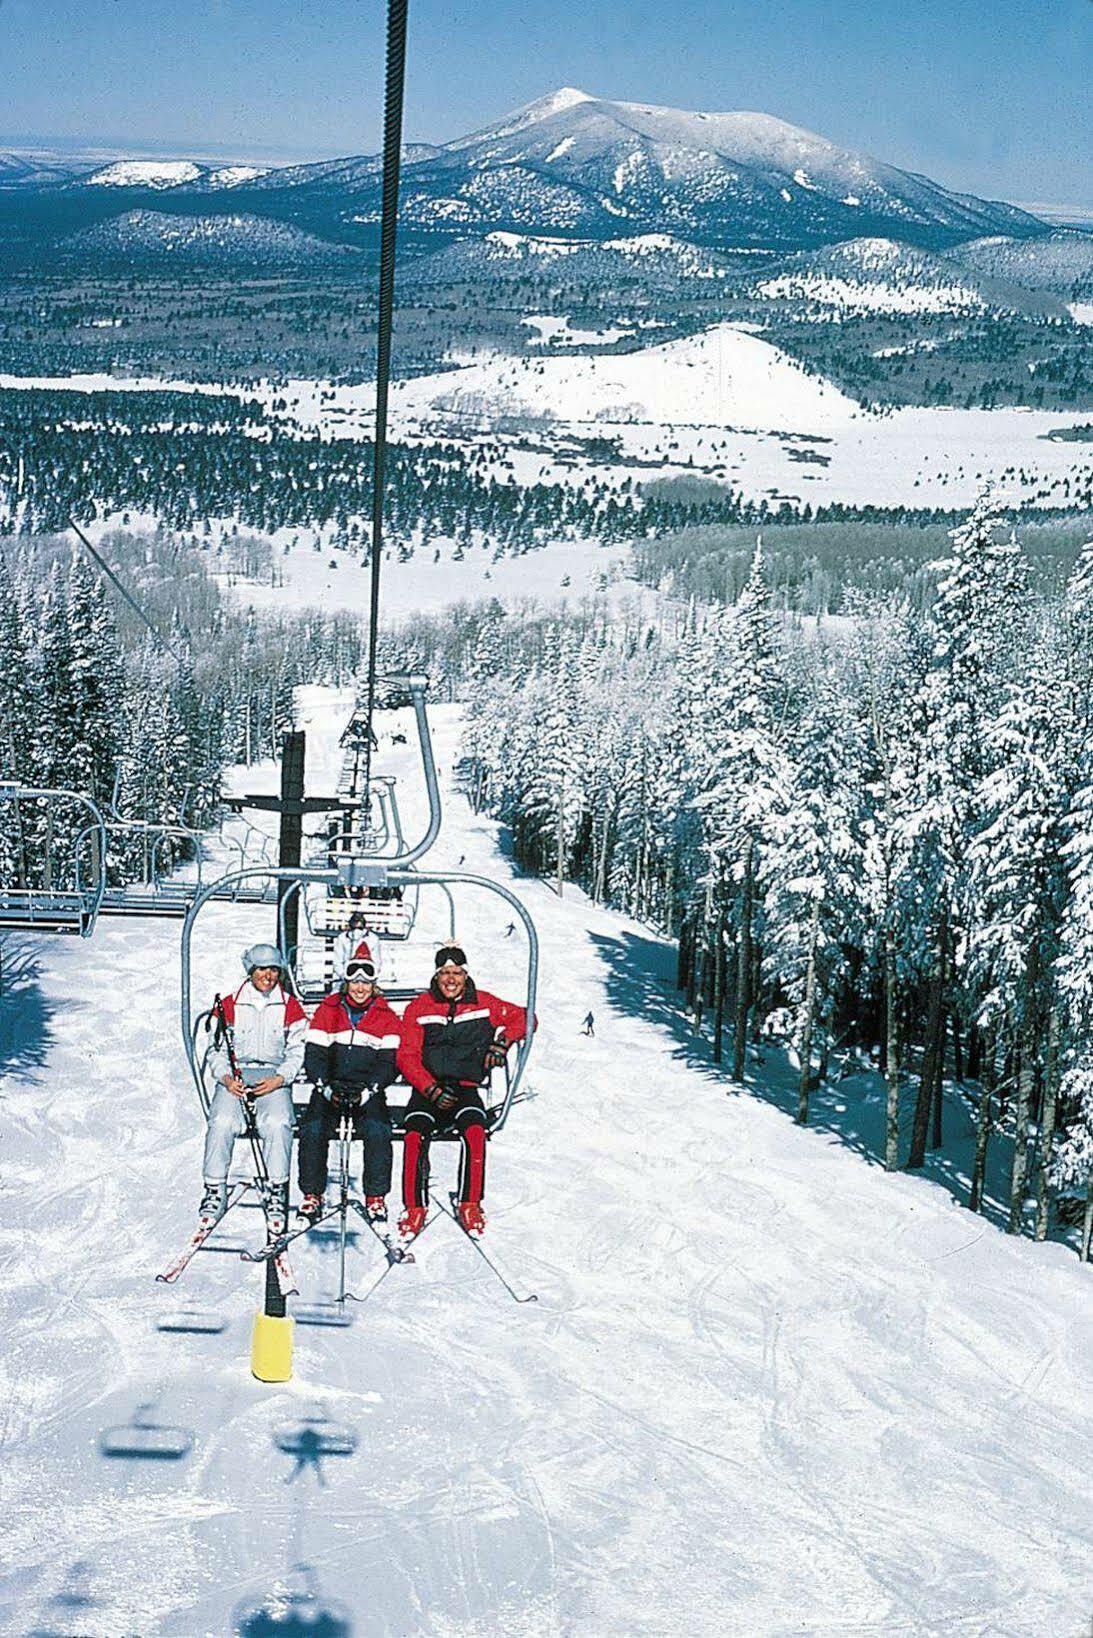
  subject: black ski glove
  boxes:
[331,1083,363,1109]
[484,1042,507,1071]
[428,1083,459,1114]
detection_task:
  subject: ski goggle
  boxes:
[435,945,467,970]
[345,960,377,981]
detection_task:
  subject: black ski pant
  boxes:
[401,1086,487,1208]
[297,1087,392,1198]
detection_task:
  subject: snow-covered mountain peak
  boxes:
[448,87,596,150]
[85,159,206,189]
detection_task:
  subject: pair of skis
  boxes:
[240,1198,411,1269]
[343,1193,537,1307]
[155,1182,298,1294]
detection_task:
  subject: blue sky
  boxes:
[3,0,1091,206]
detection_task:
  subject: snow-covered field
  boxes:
[2,689,1093,1636]
[4,314,1091,515]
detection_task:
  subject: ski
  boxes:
[345,1208,440,1304]
[241,1204,340,1263]
[348,1200,414,1265]
[272,1246,299,1297]
[155,1182,251,1284]
[442,1192,538,1304]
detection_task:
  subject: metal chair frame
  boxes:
[0,783,108,936]
[182,863,537,1137]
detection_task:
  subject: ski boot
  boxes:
[363,1195,387,1222]
[398,1205,427,1241]
[296,1193,323,1227]
[456,1200,486,1237]
[198,1180,227,1227]
[261,1181,289,1239]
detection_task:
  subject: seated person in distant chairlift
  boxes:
[332,910,369,979]
[200,943,306,1230]
[296,942,403,1226]
[396,944,532,1240]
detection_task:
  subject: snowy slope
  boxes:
[393,321,857,433]
[2,690,1093,1635]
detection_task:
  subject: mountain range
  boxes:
[0,88,1052,264]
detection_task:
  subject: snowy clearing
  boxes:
[3,312,1091,511]
[1,690,1092,1635]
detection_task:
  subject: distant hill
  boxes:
[949,230,1093,302]
[59,210,368,273]
[749,236,1066,318]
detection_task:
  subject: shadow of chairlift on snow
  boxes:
[293,1301,355,1329]
[99,1403,194,1461]
[26,1561,109,1638]
[155,1307,228,1335]
[274,1413,358,1486]
[232,1563,353,1637]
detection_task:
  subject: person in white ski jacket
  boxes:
[199,944,307,1226]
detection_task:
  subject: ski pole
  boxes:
[337,1111,351,1304]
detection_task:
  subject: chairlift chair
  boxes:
[182,863,537,1139]
[0,784,108,937]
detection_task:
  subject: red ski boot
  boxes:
[398,1205,427,1240]
[456,1200,486,1237]
[364,1196,387,1222]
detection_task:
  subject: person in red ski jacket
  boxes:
[296,943,403,1225]
[396,943,531,1239]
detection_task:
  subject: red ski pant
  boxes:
[401,1087,487,1207]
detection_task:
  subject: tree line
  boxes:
[463,501,1093,1246]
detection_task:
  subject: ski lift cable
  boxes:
[362,0,410,800]
[68,519,183,659]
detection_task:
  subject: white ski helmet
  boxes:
[242,942,286,974]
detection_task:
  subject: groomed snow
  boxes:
[2,690,1093,1635]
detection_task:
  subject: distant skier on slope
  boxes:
[200,944,305,1228]
[296,943,403,1226]
[396,944,533,1238]
[581,1011,595,1037]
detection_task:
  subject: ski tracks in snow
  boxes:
[4,700,1093,1633]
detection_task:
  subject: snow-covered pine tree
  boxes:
[693,546,792,1080]
[903,494,1028,1168]
[763,655,869,1124]
[966,647,1071,1231]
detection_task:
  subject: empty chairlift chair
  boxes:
[0,783,108,937]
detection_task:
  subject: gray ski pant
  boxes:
[202,1084,295,1185]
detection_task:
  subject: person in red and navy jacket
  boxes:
[296,942,403,1225]
[396,943,531,1239]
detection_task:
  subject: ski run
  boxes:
[2,687,1093,1637]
